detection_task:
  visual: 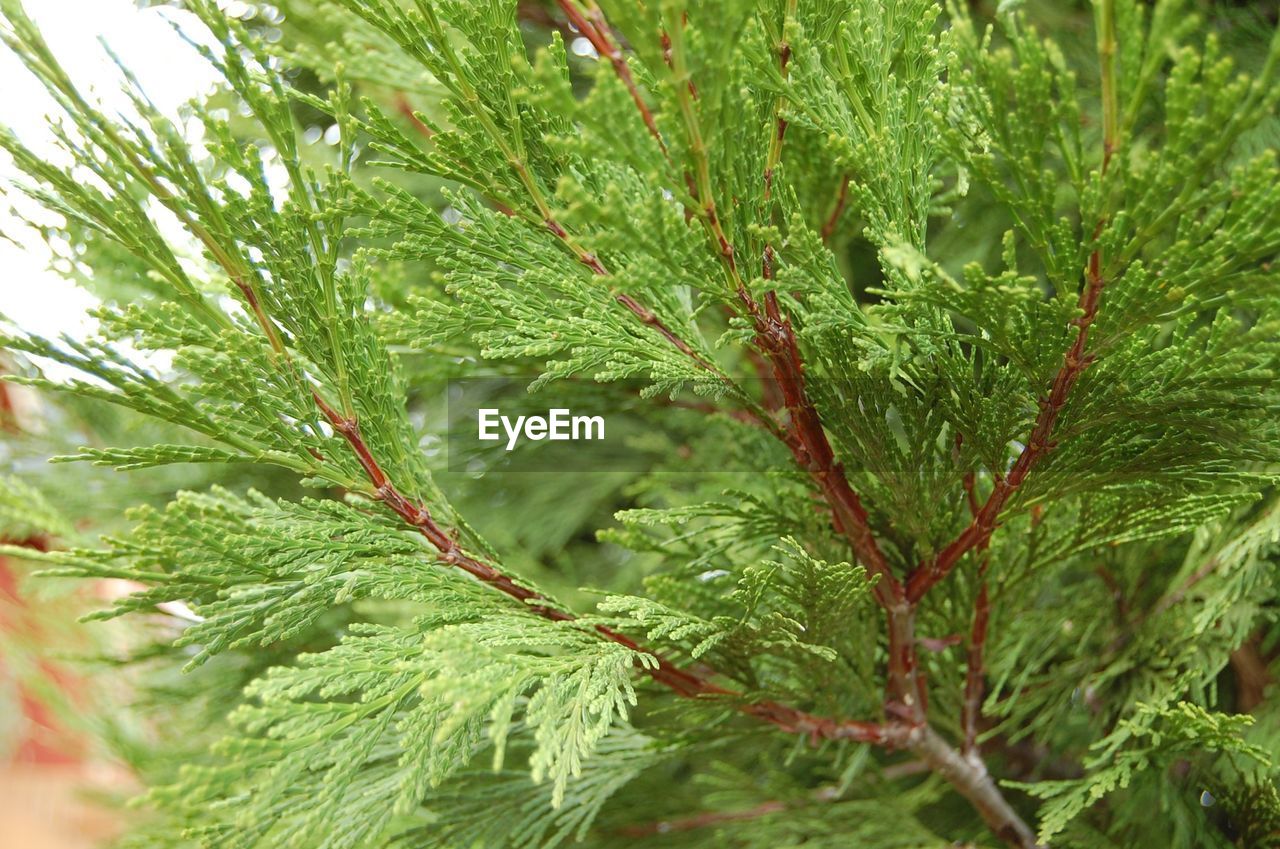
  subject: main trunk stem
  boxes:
[910,726,1043,849]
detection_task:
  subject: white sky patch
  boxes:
[0,0,218,345]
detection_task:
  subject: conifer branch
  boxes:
[665,15,739,285]
[310,387,725,695]
[905,277,1100,600]
[820,173,851,243]
[911,726,1043,849]
[544,212,783,436]
[544,213,722,378]
[316,382,907,744]
[745,287,923,719]
[961,558,990,756]
[894,20,1131,838]
[555,0,666,154]
[745,293,905,599]
[664,12,902,616]
[958,457,991,758]
[664,5,921,724]
[906,0,1121,604]
[409,4,727,390]
[904,250,1106,602]
[7,4,1275,847]
[308,344,894,745]
[315,377,910,746]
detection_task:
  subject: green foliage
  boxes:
[1017,701,1271,844]
[25,488,503,665]
[0,472,72,539]
[597,538,880,708]
[0,0,1278,847]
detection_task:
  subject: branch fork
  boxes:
[240,4,1126,844]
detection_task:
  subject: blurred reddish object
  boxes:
[0,379,84,765]
[1,538,86,766]
[0,378,121,846]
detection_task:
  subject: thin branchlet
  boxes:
[906,0,1120,605]
[556,0,666,154]
[313,377,899,742]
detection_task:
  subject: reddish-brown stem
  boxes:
[820,174,850,243]
[742,699,910,745]
[911,0,1119,603]
[961,461,980,518]
[310,392,563,613]
[614,291,715,371]
[620,800,788,837]
[310,388,900,741]
[961,557,990,756]
[906,247,1106,603]
[673,4,914,711]
[393,93,434,139]
[541,214,732,383]
[230,277,286,358]
[736,287,922,719]
[747,291,903,610]
[556,0,667,154]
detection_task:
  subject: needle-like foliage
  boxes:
[1,0,1278,847]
